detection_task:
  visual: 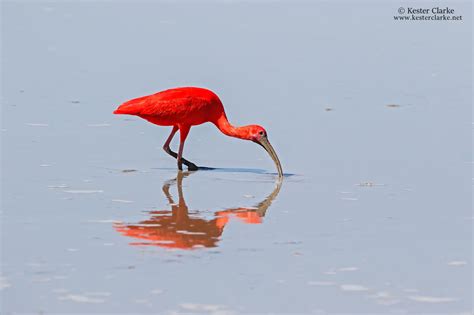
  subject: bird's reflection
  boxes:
[114,172,282,249]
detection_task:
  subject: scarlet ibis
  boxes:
[114,171,282,249]
[113,87,283,177]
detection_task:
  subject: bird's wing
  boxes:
[114,93,190,116]
[115,94,213,118]
[114,88,223,126]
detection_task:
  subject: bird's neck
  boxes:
[214,114,249,140]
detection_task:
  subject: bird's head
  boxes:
[242,125,283,177]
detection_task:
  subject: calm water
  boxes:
[1,1,472,314]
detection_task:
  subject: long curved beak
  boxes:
[257,136,283,178]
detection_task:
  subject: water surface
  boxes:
[1,1,472,314]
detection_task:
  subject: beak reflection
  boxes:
[114,171,282,250]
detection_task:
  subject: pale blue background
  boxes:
[1,1,472,314]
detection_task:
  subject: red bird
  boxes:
[113,87,283,176]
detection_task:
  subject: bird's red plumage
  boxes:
[114,87,225,127]
[113,86,282,176]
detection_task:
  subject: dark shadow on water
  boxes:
[151,166,295,177]
[196,166,267,173]
[114,171,282,250]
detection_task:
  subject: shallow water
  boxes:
[1,1,472,314]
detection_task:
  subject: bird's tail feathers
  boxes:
[113,96,149,115]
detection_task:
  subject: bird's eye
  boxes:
[259,131,265,136]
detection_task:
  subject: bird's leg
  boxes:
[177,127,187,171]
[163,126,179,156]
[184,159,198,171]
[177,126,199,171]
[162,126,198,170]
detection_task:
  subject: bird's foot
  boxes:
[177,162,183,171]
[187,163,198,171]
